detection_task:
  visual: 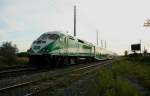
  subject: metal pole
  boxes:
[96,30,98,46]
[74,5,76,37]
[140,40,141,54]
[105,40,106,48]
[101,40,103,48]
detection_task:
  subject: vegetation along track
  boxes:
[0,60,112,96]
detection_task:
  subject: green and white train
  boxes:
[28,31,115,66]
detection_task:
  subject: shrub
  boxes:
[17,52,28,57]
[0,42,18,63]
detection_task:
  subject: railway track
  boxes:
[0,60,112,96]
[0,66,40,79]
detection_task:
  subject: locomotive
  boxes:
[28,31,114,66]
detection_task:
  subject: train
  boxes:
[28,31,115,67]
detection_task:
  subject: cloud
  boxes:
[0,0,150,54]
[0,17,25,35]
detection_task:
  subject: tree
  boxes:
[0,42,18,62]
[143,49,147,54]
[124,50,128,56]
[17,52,28,57]
[143,49,148,56]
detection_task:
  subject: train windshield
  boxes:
[39,34,59,40]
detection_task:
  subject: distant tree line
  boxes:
[0,42,18,63]
[17,52,28,57]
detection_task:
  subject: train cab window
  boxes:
[39,34,47,40]
[48,34,59,40]
[33,40,46,44]
[39,34,59,40]
[33,41,36,44]
[42,41,46,43]
[36,41,41,44]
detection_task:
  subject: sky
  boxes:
[0,0,150,55]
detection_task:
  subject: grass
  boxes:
[86,67,140,96]
[64,57,150,96]
[119,56,150,90]
[127,62,150,90]
[84,57,150,96]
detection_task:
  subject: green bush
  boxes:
[17,52,28,57]
[86,68,140,96]
[0,42,18,63]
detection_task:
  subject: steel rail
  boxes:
[0,67,37,74]
[24,60,112,96]
[0,60,112,95]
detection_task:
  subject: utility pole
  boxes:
[105,40,106,48]
[96,30,99,46]
[140,40,141,54]
[74,5,76,37]
[143,19,150,55]
[101,40,103,48]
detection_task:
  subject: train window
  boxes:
[42,41,46,43]
[33,41,36,44]
[33,41,46,44]
[39,34,59,40]
[78,39,84,43]
[48,34,59,40]
[36,40,41,44]
[69,36,74,40]
[38,34,47,40]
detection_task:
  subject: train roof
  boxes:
[44,31,94,45]
[44,31,65,36]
